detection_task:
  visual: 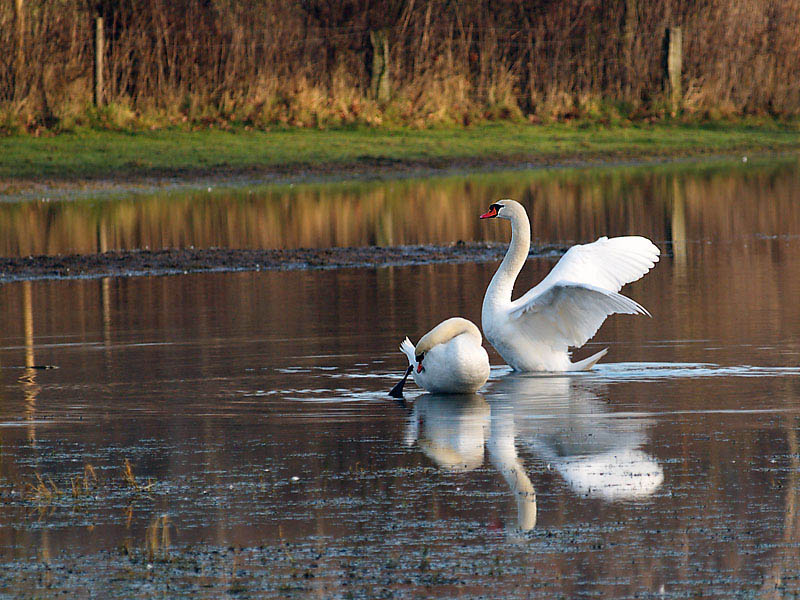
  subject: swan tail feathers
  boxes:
[399,337,416,366]
[569,347,608,371]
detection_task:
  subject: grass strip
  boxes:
[2,122,799,192]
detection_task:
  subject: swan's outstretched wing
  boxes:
[508,237,659,349]
[524,236,660,296]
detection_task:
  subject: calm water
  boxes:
[3,156,800,256]
[1,160,799,598]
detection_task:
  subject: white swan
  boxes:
[480,199,660,371]
[389,317,490,395]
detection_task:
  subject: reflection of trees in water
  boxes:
[20,281,39,445]
[2,161,800,255]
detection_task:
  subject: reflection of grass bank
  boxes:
[0,153,798,258]
[2,122,800,194]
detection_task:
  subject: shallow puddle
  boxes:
[0,159,799,597]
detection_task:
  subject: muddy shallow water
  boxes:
[1,160,800,598]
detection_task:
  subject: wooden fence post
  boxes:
[13,0,25,99]
[369,30,390,102]
[665,26,682,114]
[94,16,104,107]
[623,0,637,96]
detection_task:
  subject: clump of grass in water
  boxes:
[71,464,98,498]
[24,472,60,504]
[122,458,154,492]
[22,459,153,511]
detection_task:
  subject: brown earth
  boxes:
[0,243,567,282]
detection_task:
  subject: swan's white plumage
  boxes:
[397,317,490,394]
[481,199,659,372]
[400,337,416,364]
[509,281,649,350]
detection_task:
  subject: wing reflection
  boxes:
[491,374,664,501]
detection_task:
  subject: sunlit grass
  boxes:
[1,122,799,185]
[25,473,61,503]
[71,464,98,498]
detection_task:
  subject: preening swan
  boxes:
[389,317,490,395]
[480,199,659,372]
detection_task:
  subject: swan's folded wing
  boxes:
[521,236,660,302]
[508,282,649,349]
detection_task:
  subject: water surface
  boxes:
[0,160,799,598]
[3,156,800,256]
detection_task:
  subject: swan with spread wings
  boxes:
[480,199,659,372]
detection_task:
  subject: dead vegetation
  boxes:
[1,1,799,133]
[21,460,155,507]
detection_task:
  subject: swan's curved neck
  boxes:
[416,317,481,354]
[485,209,531,306]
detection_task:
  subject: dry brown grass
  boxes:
[0,1,799,132]
[122,458,154,492]
[71,464,98,498]
[24,472,60,503]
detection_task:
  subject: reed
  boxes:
[122,458,154,492]
[71,464,98,498]
[1,1,798,134]
[24,472,60,503]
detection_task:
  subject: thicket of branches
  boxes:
[1,0,799,132]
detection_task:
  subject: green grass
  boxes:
[2,121,800,190]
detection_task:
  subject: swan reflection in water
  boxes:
[405,393,537,531]
[491,374,663,502]
[404,374,663,530]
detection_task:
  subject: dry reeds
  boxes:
[1,0,799,132]
[122,458,154,492]
[24,472,60,503]
[145,514,173,561]
[71,464,98,498]
[19,460,155,512]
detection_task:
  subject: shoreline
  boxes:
[0,243,569,283]
[2,150,791,203]
[3,123,799,200]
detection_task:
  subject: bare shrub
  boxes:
[0,0,798,131]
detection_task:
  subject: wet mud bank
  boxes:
[0,242,566,282]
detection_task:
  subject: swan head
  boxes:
[480,199,519,221]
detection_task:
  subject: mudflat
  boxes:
[0,242,567,282]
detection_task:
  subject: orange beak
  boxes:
[480,206,498,219]
[416,362,424,373]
